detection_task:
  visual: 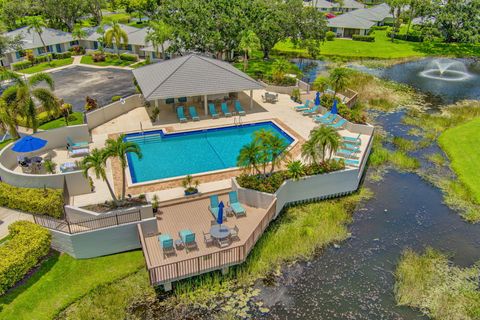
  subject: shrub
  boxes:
[52,52,72,59]
[11,60,32,71]
[25,49,35,63]
[0,183,64,217]
[92,51,106,62]
[371,25,388,30]
[69,45,85,55]
[120,53,138,62]
[85,96,98,112]
[17,110,60,127]
[352,35,375,42]
[0,221,51,295]
[35,54,53,64]
[111,95,122,102]
[386,32,423,42]
[326,31,336,41]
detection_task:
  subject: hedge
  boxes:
[52,52,72,59]
[11,60,32,71]
[0,183,64,217]
[0,221,51,295]
[17,110,60,128]
[352,35,375,42]
[35,54,53,64]
[120,53,138,62]
[386,32,424,42]
[326,31,336,41]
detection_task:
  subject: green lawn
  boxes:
[102,12,131,24]
[0,251,145,320]
[0,139,13,150]
[38,112,84,130]
[438,118,480,203]
[274,30,480,59]
[18,58,74,74]
[80,55,133,67]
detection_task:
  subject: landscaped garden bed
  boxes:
[81,195,148,213]
[81,52,136,67]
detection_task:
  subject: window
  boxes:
[15,51,22,59]
[127,45,132,51]
[37,47,45,55]
[70,40,79,46]
[56,44,62,52]
[93,41,98,49]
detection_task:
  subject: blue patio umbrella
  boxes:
[314,91,321,106]
[11,136,47,153]
[217,201,225,225]
[331,99,338,115]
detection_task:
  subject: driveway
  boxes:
[48,66,137,112]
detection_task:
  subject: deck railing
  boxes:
[33,209,143,234]
[142,199,277,285]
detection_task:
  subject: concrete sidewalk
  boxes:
[0,207,33,239]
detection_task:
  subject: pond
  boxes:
[291,58,328,83]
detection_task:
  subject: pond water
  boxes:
[291,59,328,83]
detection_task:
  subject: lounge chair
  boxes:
[294,100,311,111]
[203,231,214,247]
[221,102,232,117]
[343,134,361,145]
[158,234,175,258]
[176,106,187,122]
[313,111,333,123]
[60,162,77,172]
[68,147,89,158]
[209,194,224,220]
[320,114,338,125]
[334,157,359,167]
[67,137,89,149]
[328,118,347,130]
[342,142,359,150]
[189,106,200,121]
[234,100,246,116]
[228,191,246,217]
[302,104,319,115]
[179,229,197,253]
[209,103,219,118]
[336,147,360,158]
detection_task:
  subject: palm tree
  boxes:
[105,21,129,57]
[1,71,60,132]
[310,126,341,162]
[329,67,350,100]
[96,23,107,51]
[145,21,173,60]
[271,59,291,83]
[81,148,118,203]
[301,138,319,165]
[104,134,142,200]
[0,100,19,139]
[238,30,260,71]
[267,135,289,173]
[72,24,87,42]
[237,142,262,175]
[26,16,51,62]
[287,160,305,181]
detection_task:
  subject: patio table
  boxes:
[210,224,231,240]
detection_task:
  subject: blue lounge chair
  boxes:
[294,100,311,111]
[221,102,232,117]
[228,191,246,217]
[158,234,175,257]
[67,136,89,149]
[334,157,359,167]
[189,106,200,121]
[328,118,347,130]
[302,104,319,115]
[336,147,360,158]
[342,142,359,150]
[209,103,219,118]
[234,100,246,115]
[343,134,361,145]
[179,229,197,252]
[209,194,220,219]
[313,111,333,123]
[320,114,338,125]
[176,106,187,122]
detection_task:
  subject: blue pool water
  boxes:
[125,121,294,183]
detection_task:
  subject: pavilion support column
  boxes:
[204,95,208,115]
[249,90,254,110]
[154,99,158,108]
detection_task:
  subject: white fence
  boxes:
[85,94,143,130]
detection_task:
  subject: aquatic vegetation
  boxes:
[395,248,480,320]
[392,137,418,152]
[426,153,446,167]
[369,134,420,173]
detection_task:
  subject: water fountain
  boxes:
[419,58,472,81]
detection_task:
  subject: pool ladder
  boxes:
[234,115,243,126]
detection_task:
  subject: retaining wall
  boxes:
[85,94,143,130]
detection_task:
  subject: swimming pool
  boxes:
[125,121,294,183]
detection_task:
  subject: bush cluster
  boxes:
[120,53,138,62]
[52,52,72,59]
[34,54,53,64]
[0,183,64,217]
[92,51,106,62]
[0,221,51,295]
[17,110,63,127]
[325,31,336,41]
[320,93,366,124]
[386,32,423,42]
[352,35,375,42]
[11,60,32,71]
[371,25,388,30]
[69,45,85,55]
[111,95,122,102]
[237,160,345,193]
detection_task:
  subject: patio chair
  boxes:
[328,118,347,130]
[158,234,175,258]
[294,99,311,111]
[228,191,246,217]
[203,231,214,247]
[334,157,360,167]
[209,103,220,118]
[313,111,333,123]
[320,114,338,126]
[67,137,89,149]
[343,134,361,145]
[68,147,89,158]
[179,229,197,253]
[302,104,319,115]
[336,147,360,159]
[221,102,232,117]
[217,237,230,248]
[234,100,246,116]
[230,225,240,241]
[209,194,221,219]
[189,106,200,121]
[60,162,77,172]
[176,106,187,122]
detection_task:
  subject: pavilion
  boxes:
[132,54,264,116]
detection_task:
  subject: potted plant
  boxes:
[182,175,199,196]
[291,88,301,103]
[152,194,159,213]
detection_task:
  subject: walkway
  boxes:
[0,207,33,239]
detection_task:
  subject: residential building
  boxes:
[306,0,364,13]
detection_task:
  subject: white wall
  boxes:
[86,94,143,129]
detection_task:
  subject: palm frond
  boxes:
[32,88,60,115]
[29,72,55,90]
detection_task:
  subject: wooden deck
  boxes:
[138,192,277,285]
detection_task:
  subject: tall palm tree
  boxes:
[96,23,107,51]
[1,71,60,132]
[267,135,289,173]
[72,24,87,42]
[237,141,262,175]
[81,148,118,203]
[329,67,350,100]
[104,134,142,200]
[238,30,260,71]
[145,20,173,60]
[0,99,19,139]
[105,21,129,57]
[301,138,319,165]
[26,16,51,62]
[310,126,341,162]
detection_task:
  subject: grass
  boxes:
[38,112,84,130]
[18,58,74,74]
[394,248,480,319]
[80,55,133,67]
[368,134,420,172]
[0,251,145,320]
[233,50,302,80]
[426,153,446,167]
[102,12,131,24]
[0,139,13,150]
[274,30,480,59]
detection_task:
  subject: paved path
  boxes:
[0,207,33,239]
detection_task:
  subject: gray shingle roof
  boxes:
[309,0,364,10]
[4,27,73,51]
[350,3,392,22]
[83,24,148,46]
[310,0,335,9]
[327,13,375,29]
[132,54,264,100]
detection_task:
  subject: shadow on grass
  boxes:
[412,42,480,58]
[0,251,60,311]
